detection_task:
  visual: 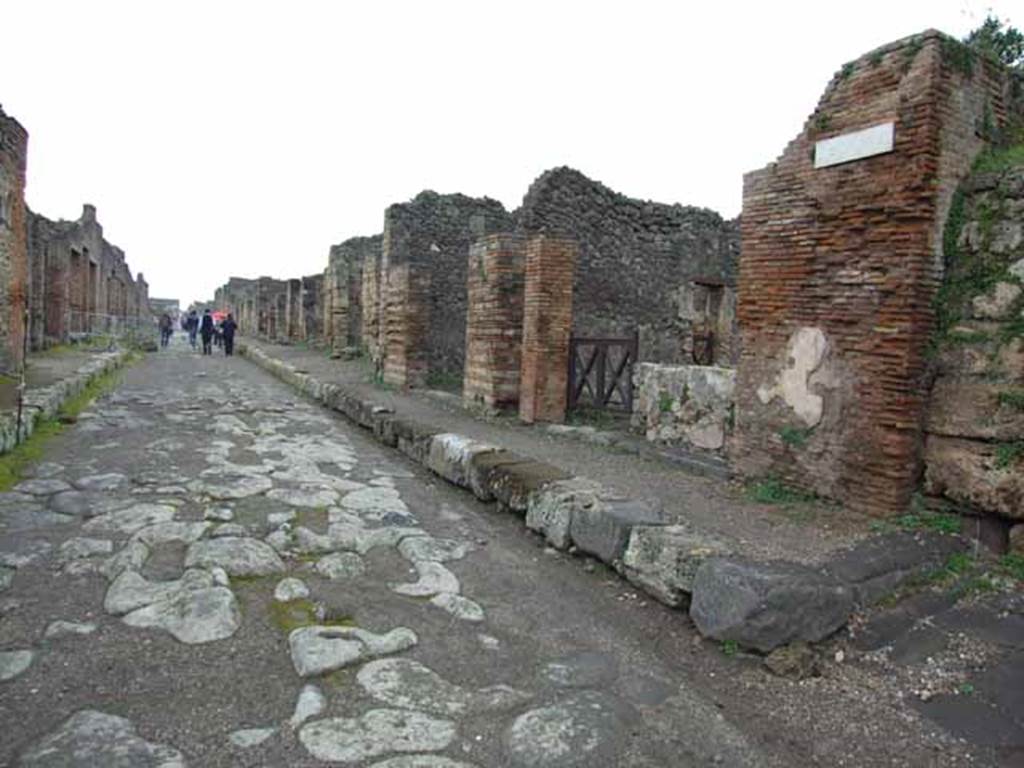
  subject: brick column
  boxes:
[519,236,577,424]
[382,262,430,388]
[285,279,302,339]
[463,234,526,411]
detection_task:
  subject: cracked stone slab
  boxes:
[392,561,460,597]
[105,569,214,615]
[289,684,327,729]
[59,537,114,561]
[267,487,340,508]
[100,541,150,582]
[73,473,128,492]
[430,593,484,622]
[316,552,366,580]
[122,586,241,644]
[185,537,285,577]
[14,478,72,496]
[504,691,634,767]
[397,537,469,564]
[189,473,273,500]
[0,649,34,681]
[369,758,479,768]
[131,521,211,547]
[340,487,416,525]
[275,577,310,602]
[44,620,98,639]
[20,709,185,766]
[299,709,456,763]
[83,504,177,535]
[358,659,530,717]
[229,727,277,748]
[289,625,418,677]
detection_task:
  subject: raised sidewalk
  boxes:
[239,338,964,652]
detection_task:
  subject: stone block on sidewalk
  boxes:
[569,497,665,565]
[690,557,853,652]
[526,478,604,550]
[617,524,733,607]
[426,434,500,490]
[391,419,442,465]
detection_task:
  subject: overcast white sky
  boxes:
[4,1,1019,306]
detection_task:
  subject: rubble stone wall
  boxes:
[0,107,28,374]
[516,167,739,366]
[323,235,380,353]
[301,273,322,342]
[380,191,513,387]
[923,165,1024,543]
[632,363,736,453]
[732,30,1023,516]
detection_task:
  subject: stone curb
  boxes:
[239,341,967,653]
[0,349,132,454]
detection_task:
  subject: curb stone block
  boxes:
[689,557,853,652]
[823,530,967,606]
[617,524,733,607]
[426,434,500,489]
[525,477,604,550]
[489,460,570,515]
[393,419,442,465]
[465,450,526,502]
[569,497,665,565]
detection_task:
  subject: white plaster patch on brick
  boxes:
[757,327,829,427]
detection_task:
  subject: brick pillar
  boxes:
[382,262,430,388]
[286,279,302,340]
[519,236,577,424]
[463,234,526,411]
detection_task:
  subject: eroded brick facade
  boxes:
[463,234,527,411]
[322,235,380,354]
[732,31,1023,516]
[0,107,28,374]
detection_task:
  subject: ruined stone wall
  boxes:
[732,30,1023,516]
[324,235,380,353]
[516,167,739,366]
[285,279,302,340]
[923,165,1024,545]
[301,273,322,343]
[25,204,149,346]
[381,192,513,387]
[361,246,382,363]
[0,107,28,373]
[632,363,736,453]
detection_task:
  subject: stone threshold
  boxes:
[239,341,967,654]
[0,349,132,454]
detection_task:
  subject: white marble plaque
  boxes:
[814,122,894,169]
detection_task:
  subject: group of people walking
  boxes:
[157,309,238,356]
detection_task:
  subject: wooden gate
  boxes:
[567,333,638,412]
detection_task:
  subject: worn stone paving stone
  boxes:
[299,709,458,763]
[0,649,35,681]
[19,709,186,766]
[184,537,286,576]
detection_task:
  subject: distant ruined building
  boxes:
[0,104,151,376]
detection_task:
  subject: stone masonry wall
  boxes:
[285,279,302,340]
[381,191,513,388]
[323,235,380,353]
[301,273,322,342]
[923,164,1024,544]
[732,30,1023,516]
[516,167,739,366]
[463,234,526,411]
[519,236,578,423]
[632,363,736,453]
[0,106,28,374]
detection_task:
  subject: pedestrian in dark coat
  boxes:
[199,309,215,355]
[221,314,238,357]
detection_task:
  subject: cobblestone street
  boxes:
[1,341,793,767]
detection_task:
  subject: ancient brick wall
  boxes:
[732,30,1022,516]
[381,191,513,387]
[361,246,382,364]
[323,235,380,353]
[519,237,578,423]
[285,279,302,340]
[516,167,739,365]
[301,273,322,342]
[25,204,150,345]
[463,234,526,411]
[0,107,28,374]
